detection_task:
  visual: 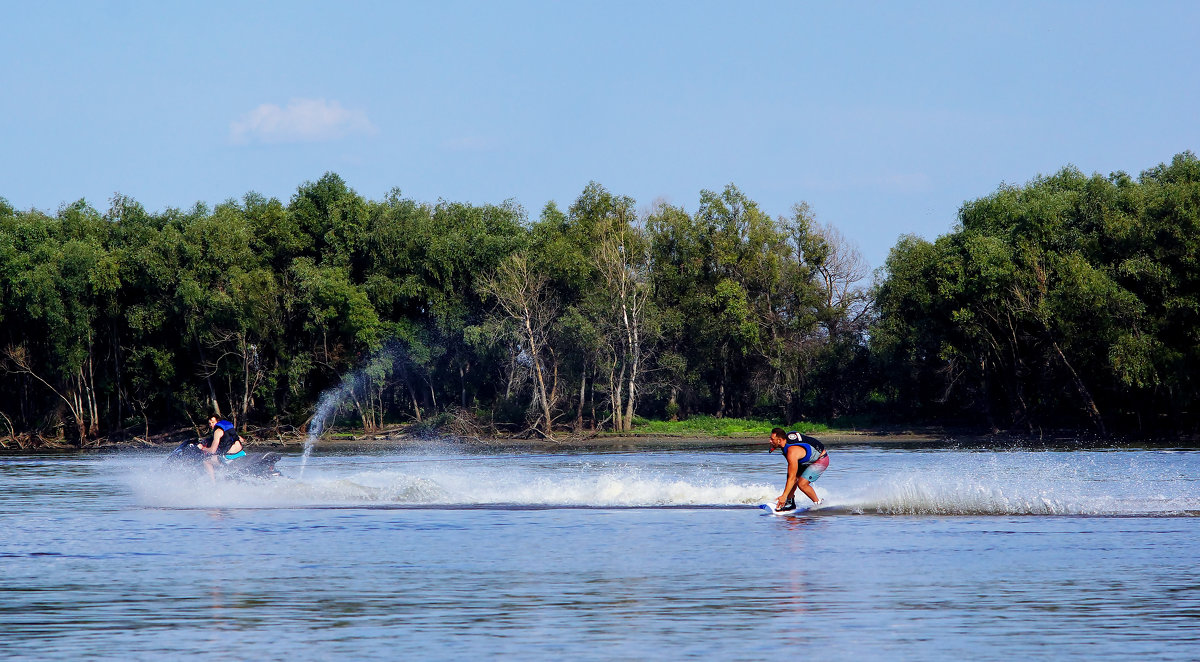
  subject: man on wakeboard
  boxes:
[200,415,246,481]
[768,427,829,511]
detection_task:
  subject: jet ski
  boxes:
[165,440,284,480]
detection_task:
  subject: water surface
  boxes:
[2,444,1198,660]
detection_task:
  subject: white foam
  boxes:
[824,450,1200,516]
[123,457,777,509]
[117,448,1200,515]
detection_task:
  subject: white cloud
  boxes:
[230,98,376,144]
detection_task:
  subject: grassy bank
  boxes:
[625,416,827,438]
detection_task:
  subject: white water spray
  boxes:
[300,384,349,477]
[122,446,1200,514]
[299,346,404,478]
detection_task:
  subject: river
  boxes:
[2,442,1198,660]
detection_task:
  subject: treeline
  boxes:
[872,151,1200,435]
[3,152,1198,444]
[0,176,868,443]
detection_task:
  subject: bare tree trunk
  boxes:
[524,312,554,435]
[1013,258,1106,435]
[112,321,123,439]
[623,372,636,430]
[224,372,236,426]
[716,359,727,419]
[241,344,251,423]
[460,363,469,409]
[575,370,587,432]
[5,346,89,442]
[1050,338,1106,435]
[595,228,651,433]
[71,378,87,443]
[589,380,597,431]
[351,390,369,432]
[482,252,558,436]
[376,379,387,430]
[195,339,221,417]
[549,347,559,411]
[85,345,100,437]
[620,292,641,430]
[400,366,422,422]
[409,387,422,422]
[238,337,265,424]
[609,362,625,432]
[504,351,519,399]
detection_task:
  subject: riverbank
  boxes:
[3,421,1189,453]
[314,426,1200,452]
[0,424,947,453]
[264,430,925,454]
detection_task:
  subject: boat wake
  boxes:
[120,449,1200,517]
[826,452,1200,516]
[126,457,776,510]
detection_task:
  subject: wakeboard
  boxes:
[759,502,820,516]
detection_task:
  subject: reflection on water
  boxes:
[0,447,1198,660]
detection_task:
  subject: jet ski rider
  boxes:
[768,427,829,511]
[200,415,246,481]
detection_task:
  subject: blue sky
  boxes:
[2,1,1197,271]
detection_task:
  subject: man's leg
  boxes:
[796,456,828,504]
[796,477,819,504]
[203,455,218,482]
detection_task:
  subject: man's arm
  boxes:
[203,429,223,454]
[777,449,799,506]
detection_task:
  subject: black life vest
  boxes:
[782,432,825,465]
[213,419,240,454]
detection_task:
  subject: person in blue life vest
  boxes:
[768,427,829,511]
[200,415,246,481]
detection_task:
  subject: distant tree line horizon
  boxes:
[1,151,1198,445]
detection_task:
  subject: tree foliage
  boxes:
[6,152,1194,444]
[871,151,1200,434]
[0,176,861,443]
